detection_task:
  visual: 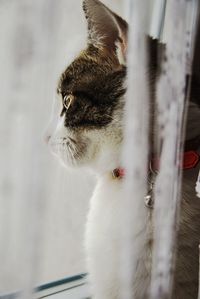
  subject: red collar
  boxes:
[112,150,200,179]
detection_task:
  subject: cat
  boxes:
[46,0,200,298]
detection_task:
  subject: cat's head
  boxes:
[46,0,128,174]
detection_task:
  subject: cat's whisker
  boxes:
[65,141,81,164]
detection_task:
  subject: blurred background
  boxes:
[0,0,171,296]
[0,0,125,294]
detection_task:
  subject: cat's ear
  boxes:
[82,0,128,65]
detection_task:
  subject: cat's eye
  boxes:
[60,94,75,117]
[63,94,75,111]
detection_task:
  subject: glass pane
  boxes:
[0,0,124,297]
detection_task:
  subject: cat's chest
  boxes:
[89,175,153,234]
[86,175,153,297]
[88,175,128,234]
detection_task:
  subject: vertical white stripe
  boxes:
[120,1,150,299]
[150,1,199,298]
[0,0,64,297]
[196,171,200,198]
[150,0,167,40]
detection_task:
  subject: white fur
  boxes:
[85,175,124,299]
[115,40,126,66]
[85,174,152,299]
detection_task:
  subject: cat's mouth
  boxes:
[49,135,90,167]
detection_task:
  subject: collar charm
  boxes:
[111,149,200,209]
[112,168,125,179]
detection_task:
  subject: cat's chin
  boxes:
[56,155,80,169]
[50,143,122,176]
[49,147,89,169]
[48,131,94,169]
[48,145,97,171]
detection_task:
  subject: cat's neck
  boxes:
[85,143,122,177]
